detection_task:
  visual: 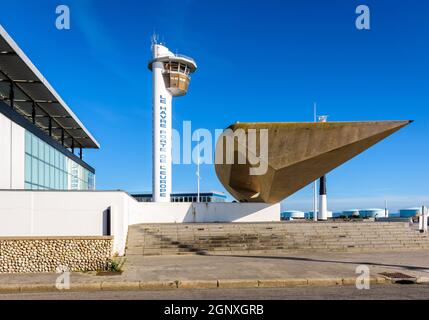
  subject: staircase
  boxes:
[126,221,429,256]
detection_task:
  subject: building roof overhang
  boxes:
[0,25,100,149]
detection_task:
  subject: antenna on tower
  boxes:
[151,33,159,46]
[196,131,201,203]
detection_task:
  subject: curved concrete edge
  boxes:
[416,277,429,284]
[0,276,392,294]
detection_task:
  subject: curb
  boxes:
[0,276,392,294]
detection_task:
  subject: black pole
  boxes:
[32,102,36,124]
[48,117,52,136]
[79,147,83,160]
[319,175,327,196]
[71,139,75,154]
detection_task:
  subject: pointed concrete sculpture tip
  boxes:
[215,120,412,204]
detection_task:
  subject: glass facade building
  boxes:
[0,25,99,191]
[24,131,95,190]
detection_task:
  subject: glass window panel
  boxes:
[38,139,44,161]
[63,172,67,189]
[31,157,38,184]
[50,146,55,165]
[25,182,32,190]
[44,163,49,189]
[55,150,60,168]
[59,171,63,190]
[32,136,38,158]
[88,174,92,190]
[55,169,59,189]
[50,166,55,189]
[25,131,32,154]
[60,156,64,171]
[45,144,49,163]
[68,173,72,189]
[25,154,32,182]
[39,160,44,187]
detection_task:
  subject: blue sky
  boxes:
[1,0,428,212]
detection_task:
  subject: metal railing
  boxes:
[174,53,196,64]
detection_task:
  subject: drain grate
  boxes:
[379,272,417,284]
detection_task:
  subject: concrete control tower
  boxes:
[148,39,197,202]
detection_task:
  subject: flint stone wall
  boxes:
[0,236,113,273]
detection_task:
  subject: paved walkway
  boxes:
[123,250,429,281]
[1,250,429,292]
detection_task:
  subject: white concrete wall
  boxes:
[129,202,281,224]
[0,191,131,255]
[0,113,25,189]
[0,190,281,256]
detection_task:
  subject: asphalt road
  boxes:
[1,284,429,300]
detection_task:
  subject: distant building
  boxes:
[132,192,227,203]
[281,210,305,221]
[359,208,387,218]
[399,208,421,218]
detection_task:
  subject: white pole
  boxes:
[313,103,317,221]
[317,114,329,221]
[197,132,200,203]
[318,177,328,221]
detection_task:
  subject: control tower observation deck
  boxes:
[148,42,197,202]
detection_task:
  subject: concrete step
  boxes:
[126,222,426,256]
